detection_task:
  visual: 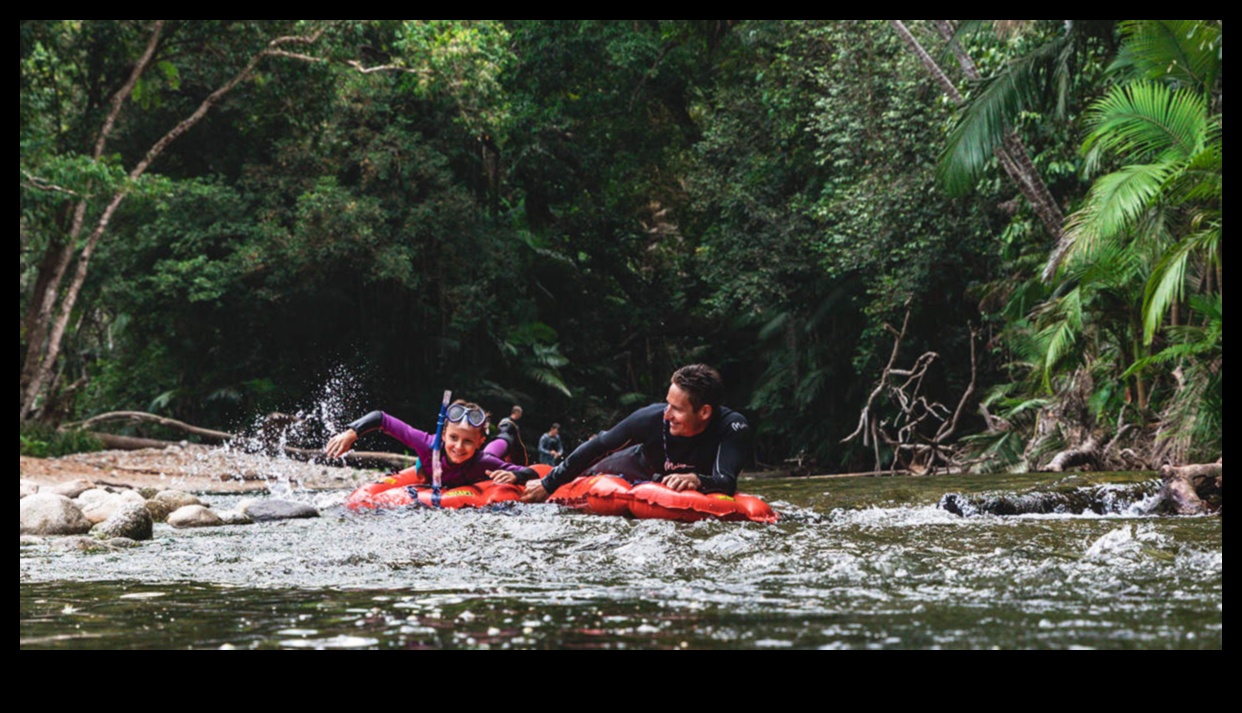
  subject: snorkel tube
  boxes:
[429,390,452,506]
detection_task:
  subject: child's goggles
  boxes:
[447,403,487,428]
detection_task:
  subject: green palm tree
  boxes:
[1044,20,1221,461]
[1062,21,1221,345]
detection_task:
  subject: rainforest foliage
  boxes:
[19,20,1222,472]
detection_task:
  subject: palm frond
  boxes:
[1140,240,1190,345]
[1062,161,1170,261]
[530,342,569,368]
[795,368,827,408]
[1111,20,1222,93]
[1141,224,1221,344]
[1083,81,1206,165]
[1177,139,1222,204]
[1039,319,1078,392]
[939,39,1062,194]
[756,310,790,341]
[523,367,571,397]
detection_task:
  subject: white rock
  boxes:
[166,504,224,528]
[20,493,93,535]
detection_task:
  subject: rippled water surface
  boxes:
[20,471,1222,649]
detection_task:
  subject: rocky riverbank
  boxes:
[20,444,379,548]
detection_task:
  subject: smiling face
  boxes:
[442,421,485,464]
[664,383,712,438]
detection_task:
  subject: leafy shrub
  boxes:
[19,424,105,458]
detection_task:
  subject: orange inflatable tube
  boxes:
[346,462,779,522]
[546,474,635,517]
[344,464,521,511]
[627,483,778,522]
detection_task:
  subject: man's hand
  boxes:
[662,473,702,492]
[324,429,358,459]
[522,480,550,503]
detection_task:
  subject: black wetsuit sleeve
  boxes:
[699,412,753,495]
[347,411,385,436]
[511,466,540,483]
[540,405,660,492]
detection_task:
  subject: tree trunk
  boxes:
[21,22,166,420]
[1046,435,1100,472]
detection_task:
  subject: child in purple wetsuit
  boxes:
[324,400,539,487]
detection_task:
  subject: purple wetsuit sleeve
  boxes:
[379,413,433,462]
[479,453,533,479]
[457,452,537,485]
[482,438,509,459]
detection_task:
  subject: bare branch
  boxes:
[95,21,166,159]
[842,306,912,446]
[935,325,979,442]
[265,47,432,76]
[843,305,980,475]
[20,171,86,198]
[63,410,234,441]
[263,49,327,63]
[345,59,432,75]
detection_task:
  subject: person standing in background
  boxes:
[538,423,563,466]
[484,404,528,465]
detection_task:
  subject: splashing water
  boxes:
[142,367,379,497]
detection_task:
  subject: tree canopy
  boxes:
[20,20,1222,472]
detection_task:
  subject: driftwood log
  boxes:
[60,409,419,472]
[1158,460,1223,515]
[66,411,234,442]
[1046,435,1100,472]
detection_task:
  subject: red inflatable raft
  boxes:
[545,468,778,523]
[344,465,522,511]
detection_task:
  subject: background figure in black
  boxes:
[484,404,528,465]
[538,423,563,466]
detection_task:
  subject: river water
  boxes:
[20,470,1221,649]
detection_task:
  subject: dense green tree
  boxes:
[682,21,1003,471]
[960,20,1221,469]
[21,21,337,422]
[1056,20,1222,462]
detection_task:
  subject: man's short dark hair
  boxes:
[550,423,560,430]
[671,364,723,411]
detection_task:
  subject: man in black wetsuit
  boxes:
[521,364,752,503]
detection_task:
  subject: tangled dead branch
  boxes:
[842,306,979,475]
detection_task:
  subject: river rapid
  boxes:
[20,470,1222,649]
